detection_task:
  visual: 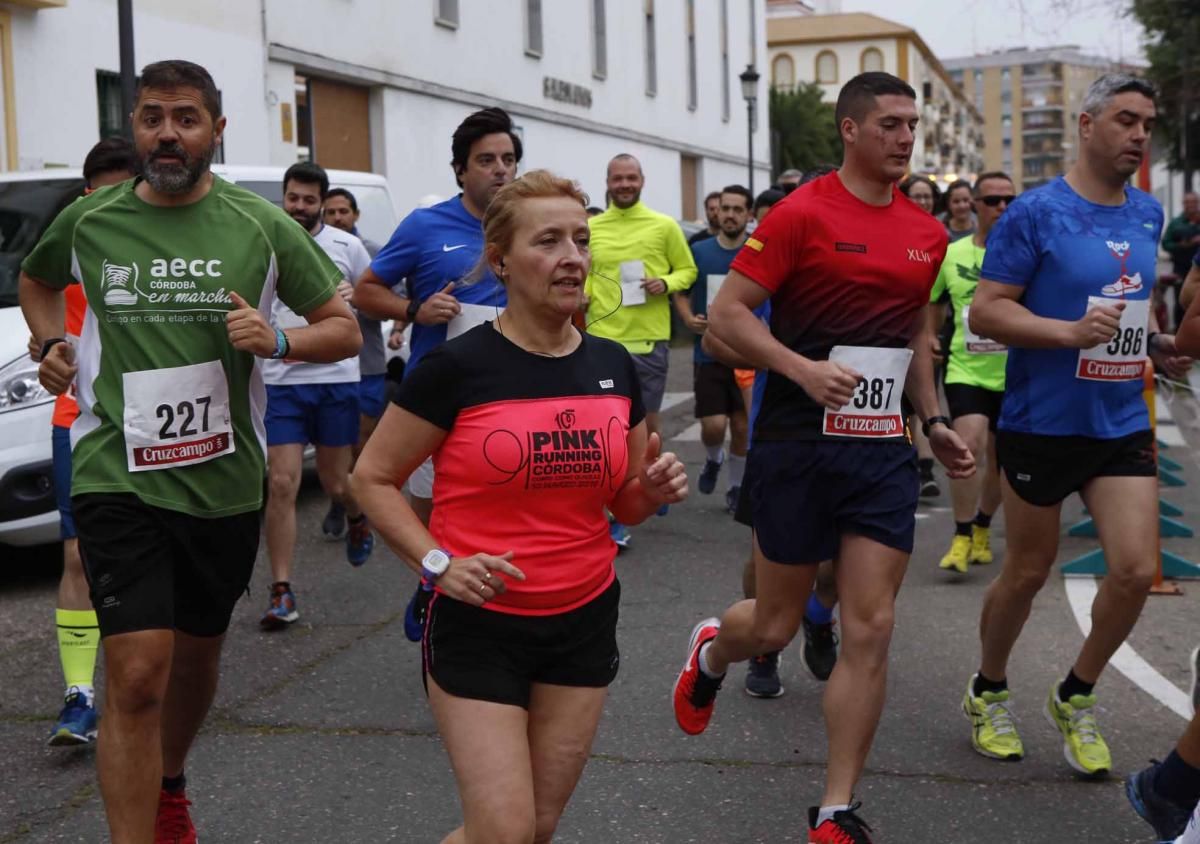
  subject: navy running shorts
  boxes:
[52,424,76,541]
[357,373,388,419]
[746,440,919,564]
[265,382,359,447]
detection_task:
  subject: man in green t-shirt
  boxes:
[929,171,1017,574]
[18,60,360,844]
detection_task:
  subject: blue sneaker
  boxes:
[609,520,631,550]
[404,582,431,642]
[48,687,98,746]
[656,503,670,517]
[260,583,299,630]
[698,458,722,495]
[346,517,374,567]
[1126,761,1193,840]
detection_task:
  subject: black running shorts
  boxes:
[944,382,1004,432]
[694,362,745,419]
[72,493,261,638]
[995,429,1155,507]
[423,579,620,708]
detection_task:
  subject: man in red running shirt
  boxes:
[671,72,975,843]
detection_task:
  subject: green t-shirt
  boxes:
[21,176,341,517]
[929,235,1007,392]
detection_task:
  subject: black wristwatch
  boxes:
[39,337,67,361]
[922,415,952,438]
[405,297,420,323]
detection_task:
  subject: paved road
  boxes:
[2,346,1198,843]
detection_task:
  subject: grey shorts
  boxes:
[631,342,669,413]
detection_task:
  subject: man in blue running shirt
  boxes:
[964,74,1192,776]
[352,107,521,638]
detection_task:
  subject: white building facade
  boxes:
[4,0,770,222]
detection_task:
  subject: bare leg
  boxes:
[97,629,174,844]
[703,534,817,675]
[57,538,90,609]
[316,444,361,520]
[160,631,224,779]
[978,476,1061,681]
[822,535,909,805]
[980,433,1002,516]
[949,415,988,523]
[527,684,608,843]
[264,444,304,585]
[699,415,728,451]
[1073,475,1157,683]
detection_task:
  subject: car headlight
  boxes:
[0,355,54,413]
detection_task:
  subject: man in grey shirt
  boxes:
[323,187,390,539]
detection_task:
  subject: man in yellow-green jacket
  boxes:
[586,154,698,543]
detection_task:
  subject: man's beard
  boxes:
[611,189,641,209]
[289,208,322,231]
[141,140,215,195]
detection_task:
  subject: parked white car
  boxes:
[0,165,398,547]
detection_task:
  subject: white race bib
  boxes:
[706,274,727,308]
[822,346,913,438]
[447,302,503,340]
[961,306,1006,354]
[122,361,234,472]
[1076,297,1149,382]
[619,260,647,306]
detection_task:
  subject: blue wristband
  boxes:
[270,328,289,359]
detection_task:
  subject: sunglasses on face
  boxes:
[979,195,1017,207]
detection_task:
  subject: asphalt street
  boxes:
[2,345,1199,843]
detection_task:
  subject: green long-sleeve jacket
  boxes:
[1163,212,1200,275]
[584,201,698,354]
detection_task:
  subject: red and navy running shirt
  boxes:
[731,172,949,441]
[394,323,645,615]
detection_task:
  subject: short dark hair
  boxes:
[83,136,136,186]
[283,161,329,200]
[835,72,917,126]
[451,107,523,187]
[973,171,1013,194]
[136,60,222,122]
[753,188,786,216]
[607,153,643,177]
[326,187,359,212]
[719,184,753,209]
[704,190,722,204]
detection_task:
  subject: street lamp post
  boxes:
[739,64,760,198]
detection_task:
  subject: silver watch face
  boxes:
[423,549,451,575]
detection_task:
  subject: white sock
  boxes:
[705,445,725,464]
[697,642,725,679]
[68,684,95,706]
[815,805,851,827]
[727,454,746,487]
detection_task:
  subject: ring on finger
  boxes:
[479,581,488,594]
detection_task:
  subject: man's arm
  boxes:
[708,270,858,409]
[19,272,66,345]
[700,330,752,368]
[905,310,976,478]
[1179,262,1200,312]
[227,291,360,362]
[660,223,699,294]
[969,279,1121,349]
[352,267,412,322]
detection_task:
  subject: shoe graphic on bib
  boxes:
[1101,272,1143,297]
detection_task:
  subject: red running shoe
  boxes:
[672,617,723,735]
[808,803,875,843]
[155,788,197,844]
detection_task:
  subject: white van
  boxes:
[0,166,398,547]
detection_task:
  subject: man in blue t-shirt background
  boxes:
[675,185,754,513]
[352,107,521,639]
[965,73,1193,780]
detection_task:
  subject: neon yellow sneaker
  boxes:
[1045,685,1112,776]
[969,524,993,565]
[962,675,1024,760]
[939,535,971,573]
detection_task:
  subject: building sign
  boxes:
[543,77,592,109]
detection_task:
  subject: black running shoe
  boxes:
[808,803,875,843]
[322,501,347,540]
[802,616,838,682]
[745,650,783,698]
[1125,760,1193,840]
